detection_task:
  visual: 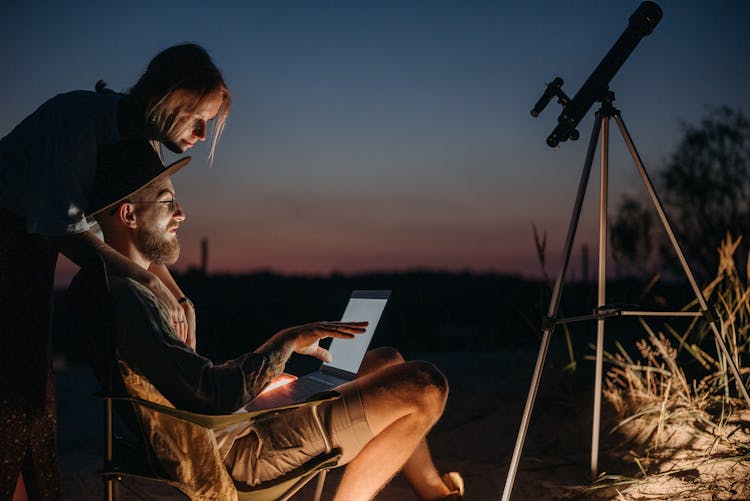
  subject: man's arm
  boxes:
[109,277,368,414]
[111,277,283,413]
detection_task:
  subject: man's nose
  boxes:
[173,201,186,221]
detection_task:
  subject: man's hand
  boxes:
[260,321,368,363]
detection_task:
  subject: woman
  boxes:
[0,43,230,500]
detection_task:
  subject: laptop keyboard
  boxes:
[305,372,347,387]
[243,371,349,411]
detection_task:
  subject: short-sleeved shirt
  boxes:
[0,90,123,235]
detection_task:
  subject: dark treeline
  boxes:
[53,270,698,370]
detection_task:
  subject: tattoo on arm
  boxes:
[235,346,288,399]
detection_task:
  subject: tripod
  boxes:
[501,93,750,500]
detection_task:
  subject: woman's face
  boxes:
[163,90,224,153]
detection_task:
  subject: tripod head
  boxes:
[530,1,663,148]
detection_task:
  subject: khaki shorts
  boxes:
[226,385,373,486]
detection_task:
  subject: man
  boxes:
[69,173,464,501]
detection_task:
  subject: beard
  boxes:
[137,226,181,266]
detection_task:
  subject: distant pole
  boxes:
[200,238,208,275]
[582,244,590,283]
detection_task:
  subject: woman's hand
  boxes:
[260,321,368,362]
[144,276,189,342]
[147,263,194,346]
[181,299,196,349]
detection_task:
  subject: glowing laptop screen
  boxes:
[323,290,390,375]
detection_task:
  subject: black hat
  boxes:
[88,138,190,217]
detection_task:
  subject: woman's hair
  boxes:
[129,43,231,163]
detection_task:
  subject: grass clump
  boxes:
[593,234,750,500]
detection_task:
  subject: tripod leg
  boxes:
[591,115,610,478]
[501,114,603,501]
[614,113,750,407]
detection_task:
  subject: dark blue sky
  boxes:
[3,1,749,282]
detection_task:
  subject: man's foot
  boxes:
[437,472,464,500]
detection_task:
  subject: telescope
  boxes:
[532,1,663,147]
[506,3,750,500]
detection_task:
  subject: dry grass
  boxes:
[532,224,578,372]
[595,234,750,499]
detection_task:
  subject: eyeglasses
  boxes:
[108,198,179,216]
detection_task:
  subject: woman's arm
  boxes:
[50,230,189,342]
[149,264,196,349]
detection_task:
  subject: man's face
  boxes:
[163,90,224,153]
[133,178,185,266]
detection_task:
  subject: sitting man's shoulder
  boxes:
[71,266,148,297]
[68,268,164,324]
[110,276,159,308]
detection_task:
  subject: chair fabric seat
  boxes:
[103,392,342,501]
[101,448,341,501]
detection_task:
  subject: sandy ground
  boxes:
[56,348,626,500]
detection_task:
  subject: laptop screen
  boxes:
[323,290,390,375]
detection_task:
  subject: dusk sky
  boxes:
[2,1,749,285]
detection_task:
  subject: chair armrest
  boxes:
[107,391,341,430]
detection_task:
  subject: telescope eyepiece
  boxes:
[531,77,565,117]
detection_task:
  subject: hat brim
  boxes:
[88,156,191,218]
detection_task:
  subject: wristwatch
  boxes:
[178,296,195,309]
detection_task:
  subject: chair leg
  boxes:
[105,477,119,501]
[311,403,331,501]
[313,470,328,501]
[104,397,119,501]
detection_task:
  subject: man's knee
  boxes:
[359,346,405,376]
[356,360,448,435]
[371,346,405,365]
[403,361,448,417]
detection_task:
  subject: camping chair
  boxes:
[101,390,342,501]
[72,259,341,500]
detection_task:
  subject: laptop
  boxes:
[242,290,391,411]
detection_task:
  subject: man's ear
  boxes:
[119,203,138,228]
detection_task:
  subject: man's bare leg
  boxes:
[334,360,451,501]
[357,348,453,499]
